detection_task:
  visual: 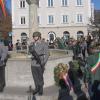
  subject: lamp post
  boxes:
[26,0,39,41]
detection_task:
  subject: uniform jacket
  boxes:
[86,52,100,83]
[29,41,49,67]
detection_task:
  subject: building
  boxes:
[12,0,29,44]
[38,0,92,42]
[94,10,100,24]
[12,0,93,44]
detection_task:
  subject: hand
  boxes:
[42,67,45,73]
[42,62,45,67]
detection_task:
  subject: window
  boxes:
[77,14,83,22]
[21,33,27,43]
[48,31,56,42]
[62,15,68,23]
[77,0,83,6]
[77,31,84,40]
[21,16,26,24]
[62,0,67,6]
[63,31,70,41]
[48,0,53,7]
[48,15,54,24]
[20,0,25,8]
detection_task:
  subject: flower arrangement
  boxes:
[54,63,68,85]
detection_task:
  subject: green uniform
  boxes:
[86,52,100,83]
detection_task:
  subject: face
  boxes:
[33,36,39,41]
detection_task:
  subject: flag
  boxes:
[91,53,100,74]
[0,0,6,17]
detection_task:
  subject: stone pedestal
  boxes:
[26,0,39,41]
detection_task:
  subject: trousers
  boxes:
[31,66,44,93]
[0,67,5,90]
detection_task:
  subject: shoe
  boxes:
[38,86,43,96]
[38,92,43,96]
[32,89,39,95]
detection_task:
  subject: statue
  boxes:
[26,0,39,5]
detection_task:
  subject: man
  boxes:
[29,31,49,95]
[16,40,21,52]
[0,41,8,92]
[85,47,100,99]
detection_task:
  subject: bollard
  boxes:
[27,85,36,100]
[28,85,32,100]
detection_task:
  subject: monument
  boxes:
[26,0,39,41]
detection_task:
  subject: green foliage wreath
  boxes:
[54,63,68,85]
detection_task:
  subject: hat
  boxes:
[33,31,41,37]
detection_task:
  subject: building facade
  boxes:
[38,0,92,42]
[12,0,29,44]
[12,0,92,44]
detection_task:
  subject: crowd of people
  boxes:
[0,32,100,100]
[15,40,27,52]
[57,34,100,100]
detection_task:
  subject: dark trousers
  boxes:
[0,67,5,90]
[58,89,73,100]
[82,49,86,59]
[31,66,44,94]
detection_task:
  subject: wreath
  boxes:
[54,63,68,85]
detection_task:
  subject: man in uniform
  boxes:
[0,41,8,92]
[85,47,100,99]
[29,31,49,95]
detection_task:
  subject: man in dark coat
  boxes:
[83,46,100,99]
[0,42,8,92]
[29,31,49,95]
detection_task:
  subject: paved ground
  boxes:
[0,54,74,100]
[0,50,89,100]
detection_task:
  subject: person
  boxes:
[84,47,100,99]
[58,64,73,100]
[0,41,8,92]
[58,79,73,100]
[16,40,21,52]
[8,41,13,51]
[86,33,92,55]
[29,31,49,95]
[81,38,87,60]
[91,80,100,100]
[22,41,27,50]
[72,40,81,59]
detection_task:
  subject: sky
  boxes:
[92,0,100,10]
[5,0,100,11]
[5,0,11,11]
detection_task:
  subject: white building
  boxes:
[12,0,29,44]
[12,0,93,44]
[38,0,92,42]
